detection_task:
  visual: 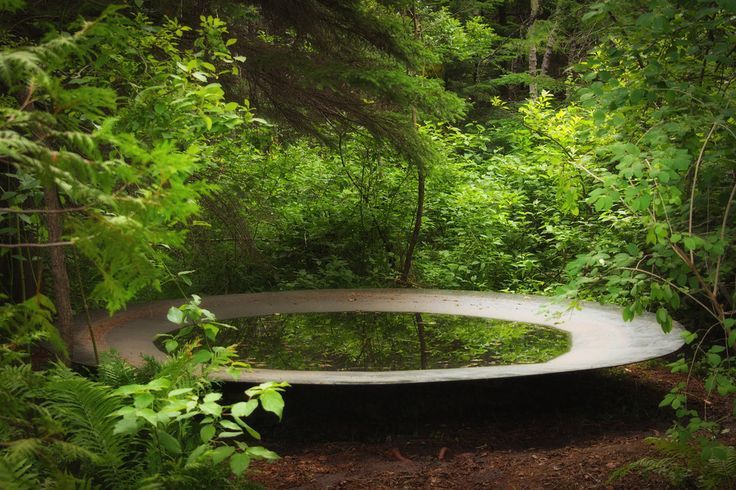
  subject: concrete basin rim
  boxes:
[71,288,686,384]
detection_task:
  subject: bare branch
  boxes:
[688,123,717,262]
[619,266,720,322]
[0,241,74,248]
[712,178,736,298]
[0,206,85,214]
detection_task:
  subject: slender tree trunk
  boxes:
[414,312,428,369]
[43,182,74,360]
[399,5,425,286]
[541,2,561,78]
[528,0,540,97]
[400,165,425,285]
[541,28,555,77]
[402,4,429,370]
[16,86,73,359]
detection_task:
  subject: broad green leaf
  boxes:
[247,446,279,460]
[200,424,216,443]
[219,420,240,431]
[211,445,235,465]
[706,353,721,367]
[113,384,146,396]
[136,408,158,426]
[229,452,250,475]
[683,235,704,251]
[231,400,258,418]
[192,349,213,364]
[259,390,285,420]
[219,430,244,438]
[157,429,182,455]
[199,402,222,417]
[186,444,209,467]
[203,392,222,403]
[134,393,154,409]
[167,307,184,324]
[238,420,261,440]
[146,378,171,391]
[168,388,194,397]
[113,417,140,435]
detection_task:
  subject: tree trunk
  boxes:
[541,1,561,78]
[399,6,425,287]
[541,27,555,77]
[528,0,540,97]
[43,183,74,360]
[414,312,428,369]
[400,156,425,285]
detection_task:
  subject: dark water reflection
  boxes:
[216,312,569,371]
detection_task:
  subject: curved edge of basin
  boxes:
[71,289,685,384]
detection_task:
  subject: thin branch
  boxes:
[688,123,717,262]
[0,241,74,248]
[685,320,722,420]
[619,266,720,323]
[712,178,736,297]
[669,243,724,319]
[643,158,673,236]
[0,206,86,214]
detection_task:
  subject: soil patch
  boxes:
[225,361,734,489]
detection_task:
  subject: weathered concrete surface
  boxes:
[72,289,685,385]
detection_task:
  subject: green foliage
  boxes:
[612,436,736,489]
[0,7,285,488]
[556,1,736,486]
[0,454,38,490]
[0,0,24,14]
[180,94,604,295]
[0,294,61,363]
[112,296,287,482]
[2,2,735,488]
[0,6,252,311]
[0,297,285,488]
[43,371,133,486]
[422,7,499,64]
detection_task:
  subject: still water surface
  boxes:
[214,312,570,371]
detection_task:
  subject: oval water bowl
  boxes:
[72,289,685,385]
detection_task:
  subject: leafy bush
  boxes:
[0,296,286,488]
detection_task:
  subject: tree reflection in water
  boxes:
[215,312,570,371]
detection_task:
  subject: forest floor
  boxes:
[239,361,736,489]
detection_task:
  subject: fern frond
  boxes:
[4,439,42,461]
[610,456,690,486]
[96,352,140,388]
[0,365,40,423]
[43,372,132,485]
[0,107,55,129]
[49,440,104,465]
[0,130,49,157]
[48,130,100,159]
[699,446,736,490]
[0,49,43,85]
[0,455,39,490]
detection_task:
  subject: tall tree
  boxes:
[528,0,540,96]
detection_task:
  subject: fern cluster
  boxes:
[0,5,285,487]
[0,299,283,488]
[611,432,736,489]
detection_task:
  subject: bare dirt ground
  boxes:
[236,361,735,489]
